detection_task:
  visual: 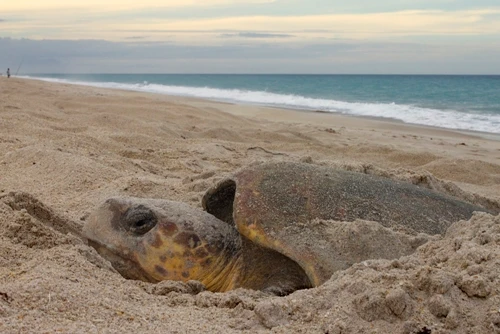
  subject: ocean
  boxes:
[24,74,500,134]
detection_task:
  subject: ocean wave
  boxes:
[26,76,500,134]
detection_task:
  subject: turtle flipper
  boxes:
[202,178,236,226]
[237,236,312,295]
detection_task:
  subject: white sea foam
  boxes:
[26,76,500,134]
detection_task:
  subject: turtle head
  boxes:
[83,197,243,291]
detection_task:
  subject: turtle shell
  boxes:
[202,161,491,287]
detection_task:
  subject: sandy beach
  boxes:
[1,77,500,333]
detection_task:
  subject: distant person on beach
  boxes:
[7,68,10,78]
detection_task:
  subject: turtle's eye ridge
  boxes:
[124,205,157,235]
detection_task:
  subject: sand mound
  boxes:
[262,212,500,333]
[1,193,499,333]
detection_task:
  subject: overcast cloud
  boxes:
[1,1,499,74]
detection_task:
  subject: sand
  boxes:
[1,77,499,333]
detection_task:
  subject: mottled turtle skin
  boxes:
[84,162,491,295]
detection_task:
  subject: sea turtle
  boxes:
[84,162,492,295]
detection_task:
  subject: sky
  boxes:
[1,1,500,74]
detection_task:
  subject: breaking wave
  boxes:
[26,76,500,134]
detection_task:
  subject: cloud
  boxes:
[219,32,294,38]
[1,36,499,74]
[2,0,276,11]
[125,36,149,40]
[151,9,500,36]
[3,8,500,42]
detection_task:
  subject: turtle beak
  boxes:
[83,197,134,240]
[87,238,158,282]
[84,199,160,283]
[83,198,134,264]
[83,201,115,241]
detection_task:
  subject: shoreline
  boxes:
[17,76,500,142]
[3,75,499,191]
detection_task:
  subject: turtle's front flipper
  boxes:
[236,236,312,296]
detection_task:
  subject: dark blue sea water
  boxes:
[25,74,500,134]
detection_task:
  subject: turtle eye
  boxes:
[124,205,157,235]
